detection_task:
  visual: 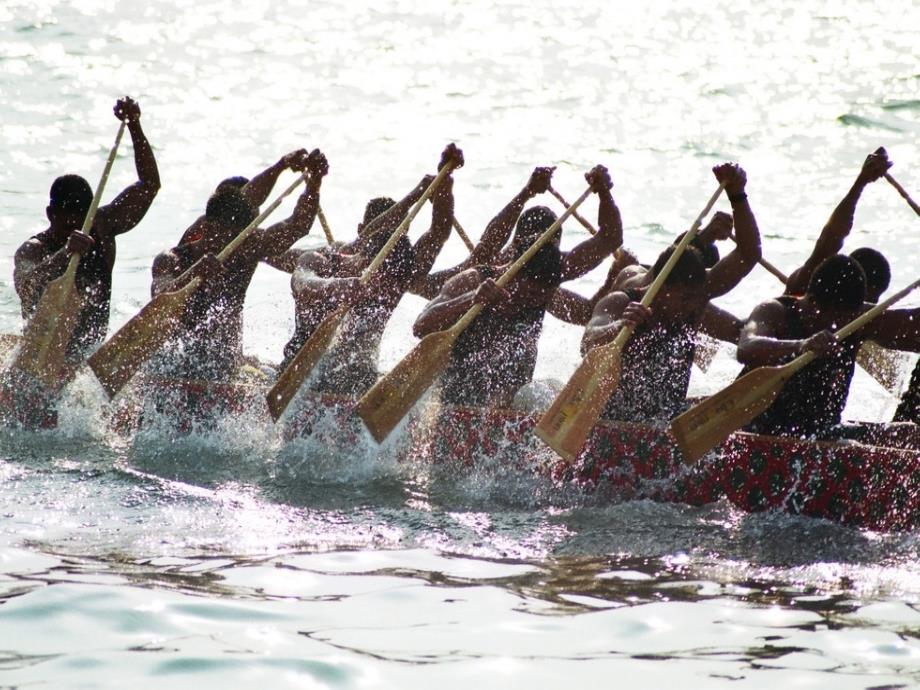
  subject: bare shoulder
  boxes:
[14,237,49,264]
[592,290,631,318]
[442,267,483,293]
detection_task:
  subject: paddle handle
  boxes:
[317,205,335,244]
[453,217,475,251]
[362,163,455,281]
[549,185,597,235]
[218,172,308,261]
[643,181,726,307]
[886,173,920,217]
[79,120,127,236]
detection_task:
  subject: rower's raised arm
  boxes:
[411,171,457,284]
[96,97,161,237]
[785,148,891,295]
[705,163,762,298]
[241,148,309,208]
[560,164,621,282]
[474,166,554,265]
[251,149,328,258]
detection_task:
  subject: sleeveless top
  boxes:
[744,296,860,437]
[439,266,547,407]
[602,289,701,423]
[27,228,113,361]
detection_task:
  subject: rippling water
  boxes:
[2,1,920,687]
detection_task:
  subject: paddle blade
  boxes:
[535,342,623,462]
[266,305,348,421]
[670,363,793,463]
[856,341,909,395]
[88,284,195,398]
[10,262,83,388]
[357,329,458,443]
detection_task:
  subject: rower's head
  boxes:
[512,206,561,251]
[215,176,249,193]
[506,242,563,307]
[205,187,257,241]
[358,228,415,286]
[357,197,396,236]
[646,246,708,318]
[806,254,866,316]
[849,247,890,302]
[47,174,93,231]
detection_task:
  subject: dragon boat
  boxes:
[110,373,920,533]
[2,334,918,531]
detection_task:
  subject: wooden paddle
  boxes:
[88,171,309,399]
[670,276,920,462]
[9,121,127,389]
[356,186,594,443]
[535,182,727,462]
[886,173,920,217]
[266,163,457,421]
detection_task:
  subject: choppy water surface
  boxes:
[2,1,920,687]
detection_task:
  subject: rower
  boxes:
[280,145,462,397]
[150,149,327,383]
[13,97,160,364]
[738,254,920,440]
[412,164,619,408]
[583,163,760,423]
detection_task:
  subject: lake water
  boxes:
[2,1,920,687]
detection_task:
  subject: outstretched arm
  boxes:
[561,165,621,282]
[95,97,161,238]
[241,149,309,208]
[547,287,593,325]
[785,148,892,295]
[473,166,555,266]
[248,150,328,260]
[705,163,762,298]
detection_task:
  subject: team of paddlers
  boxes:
[5,97,920,460]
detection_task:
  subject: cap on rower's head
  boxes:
[205,187,257,232]
[807,254,866,309]
[520,242,563,288]
[49,174,93,215]
[215,176,249,193]
[362,197,396,228]
[652,245,707,287]
[849,247,890,302]
[514,206,560,246]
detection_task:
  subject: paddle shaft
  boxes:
[729,233,788,283]
[317,205,335,244]
[613,181,728,347]
[886,173,920,217]
[57,120,129,295]
[361,163,456,280]
[452,218,475,251]
[549,185,596,235]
